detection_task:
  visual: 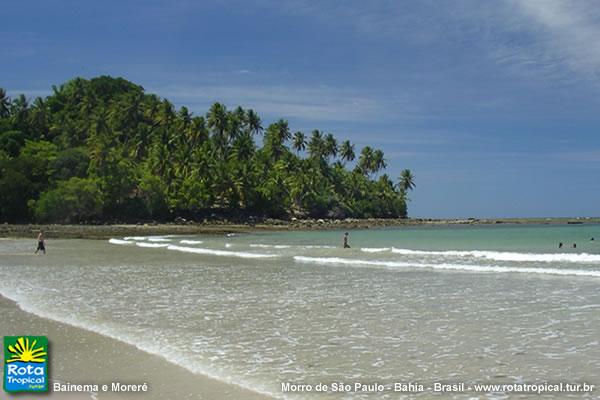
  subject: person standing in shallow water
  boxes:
[35,230,45,255]
[343,232,351,248]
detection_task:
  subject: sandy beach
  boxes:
[0,295,272,399]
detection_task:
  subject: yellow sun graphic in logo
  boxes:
[7,337,47,363]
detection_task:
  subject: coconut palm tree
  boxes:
[228,106,246,141]
[324,133,338,159]
[230,131,255,162]
[398,169,415,192]
[308,130,325,160]
[292,131,306,153]
[372,149,386,174]
[246,109,263,136]
[9,94,30,136]
[178,106,192,129]
[275,119,291,143]
[358,146,374,175]
[29,97,48,139]
[207,102,228,138]
[0,88,11,118]
[264,119,291,160]
[340,140,355,163]
[186,116,208,148]
[207,102,229,154]
[156,100,175,127]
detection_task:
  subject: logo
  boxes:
[3,336,48,393]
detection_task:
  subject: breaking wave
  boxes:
[388,248,600,263]
[180,240,204,245]
[108,238,134,245]
[167,245,278,259]
[294,256,600,278]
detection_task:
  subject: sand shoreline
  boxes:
[1,217,599,239]
[0,294,274,400]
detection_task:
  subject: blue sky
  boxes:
[2,0,600,218]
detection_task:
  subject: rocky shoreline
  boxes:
[1,217,599,239]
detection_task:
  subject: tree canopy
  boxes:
[0,76,414,223]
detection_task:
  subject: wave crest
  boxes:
[294,256,600,277]
[360,247,391,253]
[180,240,204,245]
[108,238,134,245]
[167,245,277,259]
[390,248,600,263]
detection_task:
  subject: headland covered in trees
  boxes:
[0,76,415,224]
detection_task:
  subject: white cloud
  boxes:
[153,84,421,122]
[508,0,600,82]
[266,0,600,85]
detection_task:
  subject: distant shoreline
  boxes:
[1,217,599,239]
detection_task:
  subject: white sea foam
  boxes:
[391,248,470,256]
[147,237,172,242]
[180,240,204,245]
[135,242,170,248]
[390,248,600,263]
[293,256,600,278]
[108,238,134,245]
[123,236,147,241]
[167,245,277,259]
[249,244,292,249]
[361,247,391,253]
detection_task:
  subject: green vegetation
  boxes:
[0,77,414,223]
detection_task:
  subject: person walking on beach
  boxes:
[343,232,351,249]
[35,230,45,255]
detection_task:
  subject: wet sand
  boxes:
[0,295,273,400]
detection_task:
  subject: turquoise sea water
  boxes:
[0,224,599,399]
[255,223,600,253]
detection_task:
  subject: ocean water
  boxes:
[1,224,599,399]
